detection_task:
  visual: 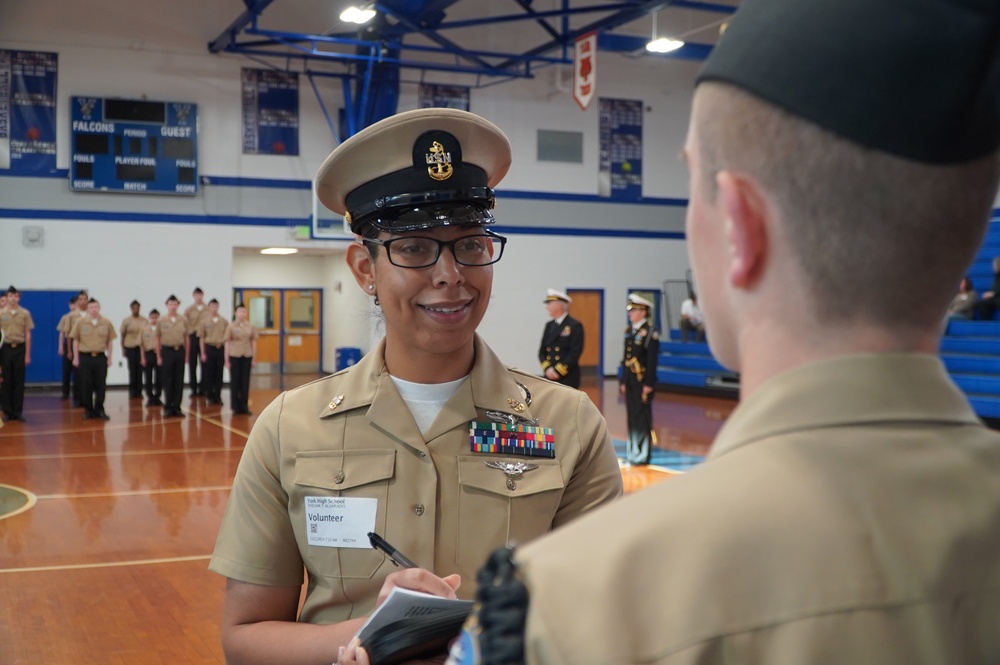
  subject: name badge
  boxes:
[305,496,377,548]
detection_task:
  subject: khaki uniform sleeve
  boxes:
[551,391,623,529]
[209,394,305,586]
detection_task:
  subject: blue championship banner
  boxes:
[598,97,643,200]
[241,68,299,155]
[0,49,58,175]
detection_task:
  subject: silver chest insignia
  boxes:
[485,460,539,490]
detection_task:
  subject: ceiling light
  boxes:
[260,247,299,255]
[646,11,684,54]
[646,37,684,53]
[340,6,376,24]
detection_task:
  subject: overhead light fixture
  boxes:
[646,11,685,54]
[260,247,299,255]
[340,5,376,24]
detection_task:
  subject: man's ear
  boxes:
[346,242,376,290]
[717,170,769,289]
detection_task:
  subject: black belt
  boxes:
[208,343,223,349]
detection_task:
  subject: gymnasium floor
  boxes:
[0,375,736,664]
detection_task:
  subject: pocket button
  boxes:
[414,503,425,516]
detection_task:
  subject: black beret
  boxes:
[698,0,1000,164]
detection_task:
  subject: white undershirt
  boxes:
[389,375,468,436]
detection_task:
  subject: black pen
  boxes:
[368,531,418,569]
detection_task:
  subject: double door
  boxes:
[233,288,322,374]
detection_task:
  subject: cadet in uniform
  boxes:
[184,287,211,396]
[448,1,1000,663]
[223,302,257,415]
[157,295,190,418]
[56,296,78,401]
[209,108,622,665]
[0,286,34,423]
[70,298,116,420]
[620,293,659,466]
[139,309,162,406]
[120,300,147,399]
[198,298,229,406]
[538,289,585,389]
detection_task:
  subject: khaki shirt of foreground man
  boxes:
[210,334,621,623]
[518,354,1000,663]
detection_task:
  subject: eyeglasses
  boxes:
[363,232,507,269]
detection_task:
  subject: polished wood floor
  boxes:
[0,375,736,664]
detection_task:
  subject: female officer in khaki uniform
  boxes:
[209,108,622,665]
[156,295,189,418]
[223,303,257,414]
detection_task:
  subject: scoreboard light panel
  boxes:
[70,97,198,195]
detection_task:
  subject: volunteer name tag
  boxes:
[305,496,377,548]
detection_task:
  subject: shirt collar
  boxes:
[709,353,981,461]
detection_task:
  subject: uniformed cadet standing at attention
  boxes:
[56,295,78,401]
[538,289,584,389]
[209,107,622,665]
[70,298,116,420]
[67,290,89,407]
[620,293,659,466]
[157,295,190,418]
[184,287,211,396]
[120,300,147,399]
[0,286,34,423]
[223,302,257,415]
[198,298,229,406]
[443,1,1000,663]
[139,309,162,407]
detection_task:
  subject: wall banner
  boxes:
[598,97,642,200]
[0,49,58,175]
[241,68,299,155]
[573,32,597,111]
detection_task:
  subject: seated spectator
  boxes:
[679,292,705,341]
[946,276,978,320]
[976,257,1000,320]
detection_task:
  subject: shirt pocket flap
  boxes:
[458,456,564,498]
[294,449,396,491]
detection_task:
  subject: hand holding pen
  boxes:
[368,532,418,568]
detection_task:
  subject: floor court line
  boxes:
[0,554,213,575]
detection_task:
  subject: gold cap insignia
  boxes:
[426,140,454,181]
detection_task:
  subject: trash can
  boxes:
[335,347,362,371]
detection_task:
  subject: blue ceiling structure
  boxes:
[208,0,736,138]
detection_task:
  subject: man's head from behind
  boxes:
[685,0,1000,371]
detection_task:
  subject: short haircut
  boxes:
[694,82,1000,329]
[235,302,246,310]
[193,287,203,294]
[68,296,77,304]
[88,298,99,305]
[130,299,140,307]
[149,309,160,316]
[166,295,179,304]
[209,298,219,305]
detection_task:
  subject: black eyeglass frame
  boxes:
[362,230,507,269]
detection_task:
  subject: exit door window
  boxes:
[288,297,315,329]
[249,296,274,329]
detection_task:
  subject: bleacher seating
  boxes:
[942,319,1000,419]
[656,332,739,393]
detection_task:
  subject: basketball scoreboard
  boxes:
[70,96,198,195]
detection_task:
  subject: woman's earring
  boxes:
[368,284,374,290]
[374,296,380,306]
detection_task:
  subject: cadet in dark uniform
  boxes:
[157,295,190,418]
[0,286,34,423]
[538,289,585,389]
[184,287,211,396]
[139,309,162,406]
[620,293,659,466]
[198,299,229,406]
[70,298,116,420]
[120,300,147,399]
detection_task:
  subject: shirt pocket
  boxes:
[293,449,396,580]
[455,456,565,577]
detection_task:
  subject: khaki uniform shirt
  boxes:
[184,304,211,336]
[140,322,159,352]
[70,316,117,353]
[157,315,189,348]
[224,320,257,358]
[198,316,229,346]
[119,315,148,349]
[210,334,622,624]
[0,307,34,344]
[518,354,1000,665]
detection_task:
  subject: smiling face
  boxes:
[348,224,494,381]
